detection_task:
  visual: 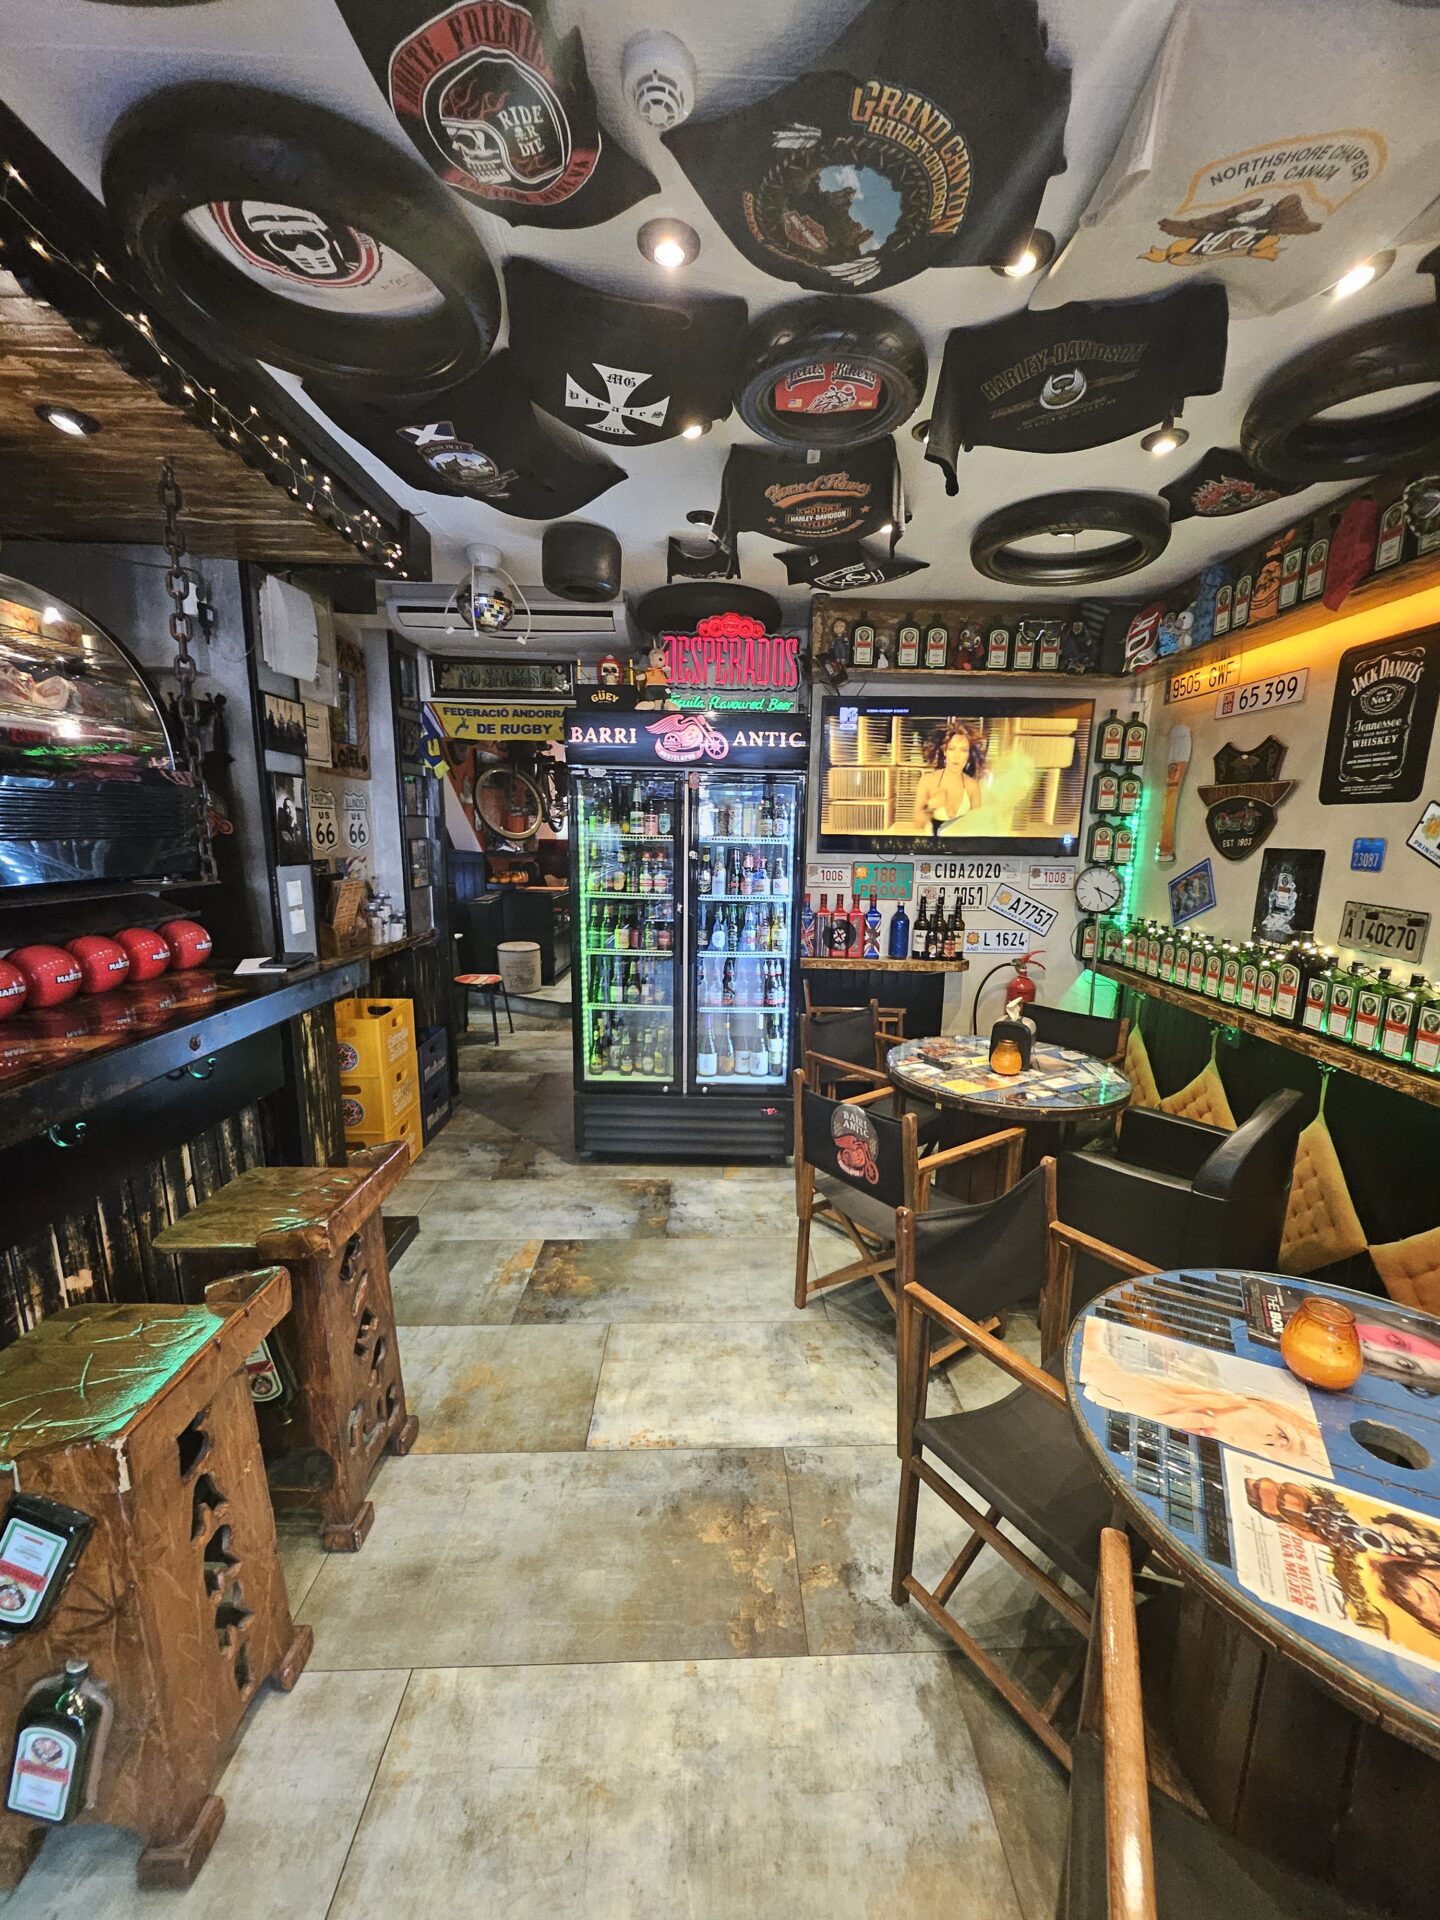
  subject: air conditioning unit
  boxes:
[379,580,634,662]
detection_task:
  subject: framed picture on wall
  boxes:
[270,771,309,867]
[408,838,433,889]
[398,716,423,766]
[395,650,420,708]
[1253,848,1325,942]
[1320,631,1440,805]
[261,692,306,758]
[1168,857,1217,926]
[331,635,370,777]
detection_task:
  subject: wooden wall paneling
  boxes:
[280,1004,348,1168]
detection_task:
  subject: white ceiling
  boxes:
[2,0,1437,611]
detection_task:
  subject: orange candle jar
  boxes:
[989,1037,1024,1077]
[1280,1296,1363,1392]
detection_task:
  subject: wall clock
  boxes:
[1075,864,1124,914]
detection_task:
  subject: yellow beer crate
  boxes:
[335,997,416,1074]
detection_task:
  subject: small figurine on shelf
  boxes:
[988,996,1036,1076]
[957,624,987,672]
[642,643,668,693]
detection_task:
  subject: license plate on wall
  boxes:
[1338,899,1429,962]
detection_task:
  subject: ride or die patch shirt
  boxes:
[926,285,1228,484]
[504,260,746,447]
[664,0,1070,292]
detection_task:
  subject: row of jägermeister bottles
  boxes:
[1102,920,1440,1072]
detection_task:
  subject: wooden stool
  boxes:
[155,1145,419,1553]
[455,970,514,1045]
[0,1270,311,1891]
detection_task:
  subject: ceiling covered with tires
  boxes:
[4,0,1440,605]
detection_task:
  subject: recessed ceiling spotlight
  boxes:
[679,419,710,440]
[911,418,931,445]
[35,403,100,438]
[1142,417,1189,456]
[685,508,715,525]
[638,217,701,271]
[1331,251,1394,299]
[991,229,1055,279]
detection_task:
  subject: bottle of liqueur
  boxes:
[1078,918,1099,965]
[1093,769,1121,814]
[1232,570,1254,629]
[851,621,877,668]
[717,1017,735,1075]
[0,1495,92,1639]
[1117,773,1144,816]
[1301,953,1333,1033]
[7,1660,103,1825]
[1237,949,1260,1012]
[1380,976,1421,1062]
[888,897,911,959]
[1011,624,1038,671]
[1375,498,1407,571]
[1254,949,1278,1017]
[889,616,919,668]
[1169,931,1189,984]
[1159,932,1177,984]
[1037,624,1062,673]
[1272,946,1305,1023]
[863,892,883,959]
[910,896,930,959]
[1096,709,1125,763]
[946,893,967,958]
[1202,943,1224,1000]
[1122,712,1148,766]
[1101,921,1124,966]
[986,626,1011,670]
[1088,821,1116,864]
[1219,945,1242,1006]
[1325,962,1365,1043]
[815,895,831,953]
[799,894,816,958]
[1113,825,1135,866]
[1351,971,1387,1052]
[1302,525,1330,602]
[1187,939,1208,994]
[924,621,950,670]
[1413,986,1440,1074]
[828,900,856,957]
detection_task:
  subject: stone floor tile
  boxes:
[663,1174,804,1238]
[274,1514,327,1617]
[390,1237,540,1325]
[299,1450,804,1670]
[0,1670,408,1919]
[587,1320,954,1450]
[402,1324,608,1452]
[415,1174,670,1238]
[949,1664,1070,1920]
[513,1236,810,1323]
[785,1446,1076,1656]
[328,1655,1022,1920]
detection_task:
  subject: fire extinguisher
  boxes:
[970,951,1047,1033]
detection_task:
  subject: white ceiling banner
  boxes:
[1035,0,1440,316]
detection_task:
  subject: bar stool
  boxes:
[455,971,514,1045]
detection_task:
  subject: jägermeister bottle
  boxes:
[1351,970,1387,1052]
[1187,938,1208,994]
[896,616,921,669]
[852,622,876,668]
[1096,709,1124,763]
[1255,948,1279,1017]
[1412,987,1440,1074]
[1237,949,1259,1012]
[1219,945,1242,1006]
[924,621,950,670]
[1122,713,1148,766]
[7,1660,102,1824]
[986,627,1010,670]
[1325,962,1365,1042]
[1380,977,1422,1062]
[0,1495,92,1638]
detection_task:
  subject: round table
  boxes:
[1067,1268,1440,1912]
[887,1033,1131,1127]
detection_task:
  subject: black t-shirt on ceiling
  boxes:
[504,260,746,446]
[775,540,928,589]
[926,284,1229,484]
[664,0,1070,292]
[1161,445,1297,522]
[310,356,622,518]
[338,0,657,230]
[717,442,899,548]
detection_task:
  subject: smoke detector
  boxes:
[622,32,696,132]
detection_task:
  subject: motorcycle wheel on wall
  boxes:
[103,84,502,389]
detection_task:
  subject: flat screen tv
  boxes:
[816,693,1094,856]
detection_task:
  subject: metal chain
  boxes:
[159,460,217,882]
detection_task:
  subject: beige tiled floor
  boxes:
[8,1024,1069,1919]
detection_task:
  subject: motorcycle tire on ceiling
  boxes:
[971,490,1171,587]
[1241,306,1440,485]
[542,522,622,603]
[733,296,927,447]
[634,582,782,637]
[102,84,502,389]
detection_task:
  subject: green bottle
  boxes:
[1325,961,1366,1043]
[1413,986,1440,1074]
[1380,976,1423,1063]
[7,1660,103,1824]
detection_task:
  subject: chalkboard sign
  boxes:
[1320,629,1439,805]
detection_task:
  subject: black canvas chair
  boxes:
[801,997,905,1097]
[1030,1001,1129,1066]
[1065,1530,1387,1919]
[891,1172,1159,1765]
[792,1068,1024,1365]
[1056,1089,1305,1321]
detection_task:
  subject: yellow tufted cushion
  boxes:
[1159,1060,1236,1132]
[1278,1114,1367,1276]
[1370,1224,1440,1318]
[1122,1025,1161,1109]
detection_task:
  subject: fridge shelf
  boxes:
[585,891,675,902]
[590,948,674,959]
[704,836,792,845]
[587,832,674,842]
[585,1072,674,1085]
[699,893,793,904]
[698,1001,788,1013]
[592,1003,674,1016]
[695,1072,786,1087]
[698,949,790,961]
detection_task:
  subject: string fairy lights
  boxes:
[0,159,410,574]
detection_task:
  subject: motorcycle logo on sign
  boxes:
[646,712,729,765]
[1039,368,1086,410]
[398,421,519,499]
[563,363,669,437]
[831,1103,880,1185]
[1197,736,1296,861]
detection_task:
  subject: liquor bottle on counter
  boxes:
[911,896,930,958]
[828,898,857,957]
[1300,951,1334,1033]
[815,895,831,953]
[1255,951,1279,1017]
[1186,939,1208,994]
[1159,932,1177,983]
[1381,977,1422,1062]
[847,895,866,953]
[1325,962,1365,1043]
[1238,950,1260,1012]
[1274,945,1308,1024]
[1122,713,1148,766]
[799,894,816,958]
[1352,972,1386,1052]
[888,897,911,959]
[1219,945,1242,1006]
[7,1660,103,1825]
[863,892,883,959]
[1096,709,1125,763]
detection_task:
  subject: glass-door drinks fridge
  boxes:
[566,705,807,1158]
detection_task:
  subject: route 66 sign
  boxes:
[309,786,339,856]
[342,791,372,850]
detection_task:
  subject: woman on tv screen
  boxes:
[912,720,988,834]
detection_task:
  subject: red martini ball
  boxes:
[157,918,212,970]
[0,961,26,1021]
[66,935,131,996]
[7,944,83,1008]
[115,927,171,982]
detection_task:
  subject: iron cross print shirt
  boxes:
[717,443,900,551]
[1034,0,1440,314]
[504,260,746,446]
[925,285,1228,485]
[309,356,621,518]
[663,0,1070,293]
[339,0,656,229]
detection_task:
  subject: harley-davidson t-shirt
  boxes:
[664,0,1069,292]
[926,285,1228,485]
[717,443,899,549]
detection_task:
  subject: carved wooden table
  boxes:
[0,1272,311,1890]
[155,1144,419,1552]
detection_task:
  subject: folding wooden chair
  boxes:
[792,1066,1024,1366]
[891,1173,1159,1765]
[801,997,905,1098]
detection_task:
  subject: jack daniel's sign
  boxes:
[1320,631,1440,805]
